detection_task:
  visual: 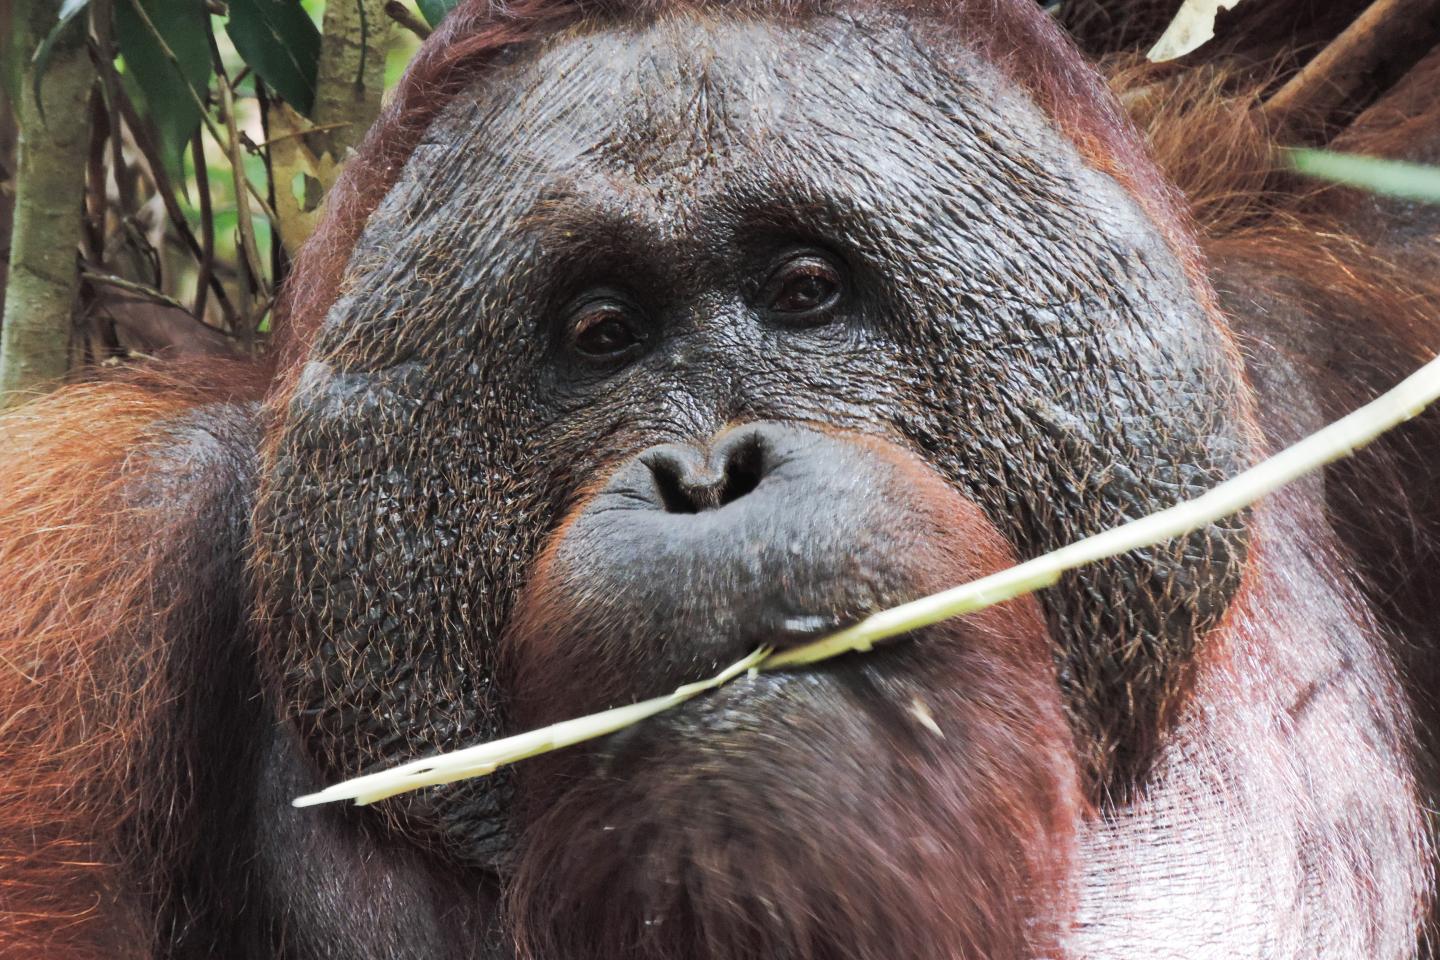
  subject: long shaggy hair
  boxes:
[1,2,1438,956]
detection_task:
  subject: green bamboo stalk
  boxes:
[0,0,92,407]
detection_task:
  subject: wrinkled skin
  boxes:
[265,10,1243,835]
[249,11,1262,958]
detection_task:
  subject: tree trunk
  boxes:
[313,0,390,160]
[0,0,18,324]
[0,0,92,407]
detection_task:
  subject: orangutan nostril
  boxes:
[717,436,764,506]
[648,451,704,514]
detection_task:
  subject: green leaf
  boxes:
[1289,149,1440,203]
[26,0,92,119]
[226,0,320,115]
[113,0,214,178]
[291,170,324,211]
[416,0,461,28]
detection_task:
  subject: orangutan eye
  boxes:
[569,299,644,361]
[762,252,845,323]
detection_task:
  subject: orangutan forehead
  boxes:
[514,15,1007,181]
[311,9,1191,375]
[409,13,1086,202]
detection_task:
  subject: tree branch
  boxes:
[1262,0,1440,139]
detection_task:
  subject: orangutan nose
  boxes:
[506,421,963,713]
[533,422,906,672]
[640,427,772,514]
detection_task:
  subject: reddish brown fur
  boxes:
[1119,56,1440,538]
[0,385,171,959]
[2,3,1440,957]
[0,368,264,959]
[1117,52,1440,347]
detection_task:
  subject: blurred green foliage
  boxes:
[1290,149,1440,202]
[11,0,425,355]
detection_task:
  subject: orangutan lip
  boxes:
[590,639,923,771]
[586,669,798,768]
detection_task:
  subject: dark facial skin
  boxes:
[255,8,1251,955]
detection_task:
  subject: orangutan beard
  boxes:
[502,613,1082,960]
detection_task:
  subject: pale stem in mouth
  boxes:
[293,351,1440,809]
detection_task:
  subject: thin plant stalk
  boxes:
[217,74,264,338]
[294,351,1440,809]
[191,132,213,323]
